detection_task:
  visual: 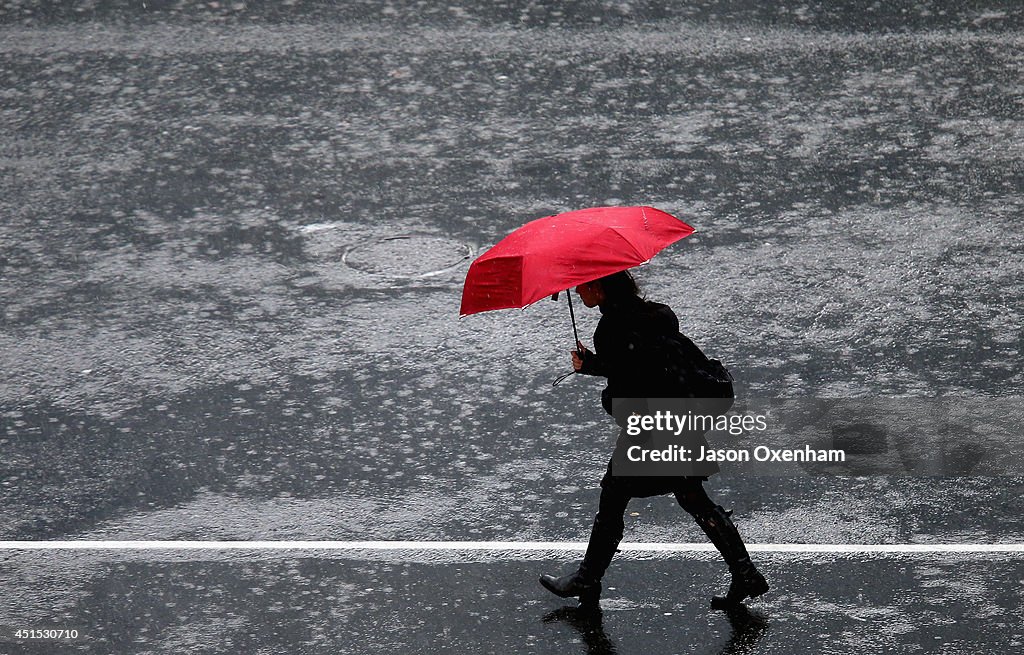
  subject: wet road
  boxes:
[2,1,1023,653]
[2,549,1024,654]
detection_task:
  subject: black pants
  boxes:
[579,459,724,580]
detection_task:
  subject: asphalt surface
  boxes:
[2,1,1023,653]
[2,549,1023,654]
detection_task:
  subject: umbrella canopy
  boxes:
[460,205,694,316]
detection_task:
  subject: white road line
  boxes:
[1,541,1022,553]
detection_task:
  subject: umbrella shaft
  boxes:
[566,291,581,349]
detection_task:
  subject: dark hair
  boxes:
[597,270,642,303]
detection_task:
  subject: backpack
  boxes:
[649,331,735,415]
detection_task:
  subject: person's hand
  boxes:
[572,341,591,371]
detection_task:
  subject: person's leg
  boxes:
[540,465,631,606]
[674,479,769,608]
[579,477,631,581]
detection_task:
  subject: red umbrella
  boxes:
[460,205,694,345]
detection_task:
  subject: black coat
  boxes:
[577,295,681,415]
[577,294,720,479]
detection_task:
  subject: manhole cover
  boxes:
[342,235,473,279]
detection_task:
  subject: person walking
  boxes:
[539,270,769,610]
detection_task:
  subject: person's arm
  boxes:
[589,317,638,381]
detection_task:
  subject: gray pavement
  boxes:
[1,550,1023,654]
[2,1,1023,653]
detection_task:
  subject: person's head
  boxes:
[575,270,640,308]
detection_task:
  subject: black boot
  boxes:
[710,557,770,609]
[694,505,770,609]
[540,509,621,607]
[539,569,602,607]
[542,481,627,608]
